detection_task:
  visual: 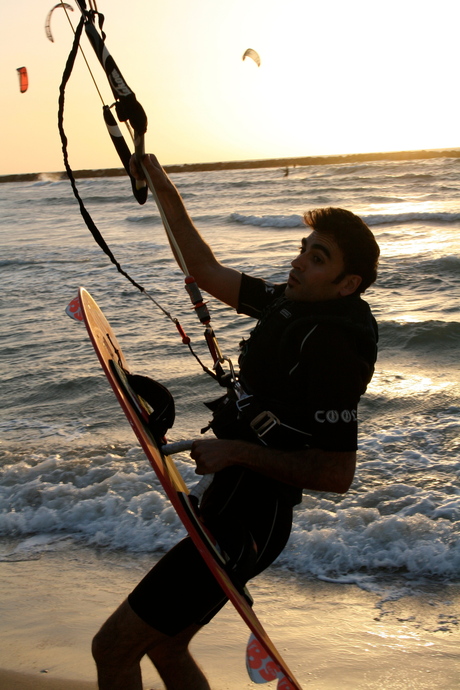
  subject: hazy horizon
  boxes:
[2,145,460,182]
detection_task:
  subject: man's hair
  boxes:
[304,207,380,294]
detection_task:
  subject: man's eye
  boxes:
[298,245,305,254]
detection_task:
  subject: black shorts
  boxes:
[128,467,294,636]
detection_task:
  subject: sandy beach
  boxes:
[0,545,458,690]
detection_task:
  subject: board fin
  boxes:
[246,633,296,689]
[65,294,83,322]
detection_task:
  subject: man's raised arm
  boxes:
[131,154,242,308]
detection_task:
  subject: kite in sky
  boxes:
[17,67,28,93]
[45,3,74,42]
[242,48,261,67]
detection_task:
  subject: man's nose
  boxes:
[291,253,305,270]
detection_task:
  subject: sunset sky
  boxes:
[1,0,459,176]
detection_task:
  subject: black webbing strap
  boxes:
[57,8,229,386]
[57,14,145,293]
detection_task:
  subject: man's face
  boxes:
[285,231,358,302]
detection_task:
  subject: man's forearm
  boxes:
[191,438,356,494]
[234,442,356,493]
[149,170,218,278]
[135,154,242,306]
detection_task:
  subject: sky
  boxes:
[1,0,459,176]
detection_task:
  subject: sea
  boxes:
[1,156,459,602]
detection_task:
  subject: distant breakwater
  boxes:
[2,147,460,183]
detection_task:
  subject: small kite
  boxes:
[45,2,74,42]
[242,48,261,67]
[17,67,28,93]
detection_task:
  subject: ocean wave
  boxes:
[417,254,460,275]
[0,447,193,553]
[378,319,460,351]
[283,495,460,583]
[363,211,460,226]
[1,430,458,585]
[382,172,437,182]
[229,210,460,229]
[229,213,304,228]
[30,194,132,207]
[126,214,160,225]
[0,257,90,269]
[33,175,66,185]
[278,405,460,587]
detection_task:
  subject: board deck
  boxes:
[78,287,302,690]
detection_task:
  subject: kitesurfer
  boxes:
[91,154,380,690]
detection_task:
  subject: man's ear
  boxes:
[339,274,362,296]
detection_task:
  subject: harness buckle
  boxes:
[249,410,280,439]
[236,394,253,411]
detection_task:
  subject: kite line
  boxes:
[57,0,232,383]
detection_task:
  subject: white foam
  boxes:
[229,212,303,228]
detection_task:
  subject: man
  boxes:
[92,154,380,690]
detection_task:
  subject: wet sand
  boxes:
[0,546,459,689]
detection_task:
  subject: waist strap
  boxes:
[236,395,311,448]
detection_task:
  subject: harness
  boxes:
[205,292,378,449]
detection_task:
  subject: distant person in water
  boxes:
[91,153,380,690]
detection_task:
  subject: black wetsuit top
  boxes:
[236,273,378,451]
[202,273,378,510]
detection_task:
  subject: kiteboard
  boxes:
[74,287,302,690]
